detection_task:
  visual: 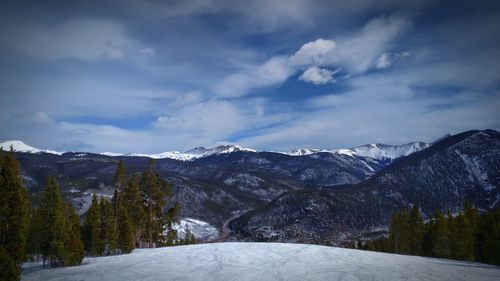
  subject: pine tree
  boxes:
[117,203,135,254]
[111,189,120,216]
[388,208,411,254]
[63,202,84,266]
[388,212,401,253]
[398,209,411,254]
[453,212,475,261]
[0,245,18,281]
[165,226,178,247]
[431,210,450,258]
[447,209,459,259]
[479,208,500,265]
[26,206,43,259]
[113,160,127,192]
[99,198,117,255]
[463,201,480,258]
[165,202,181,246]
[81,194,102,256]
[39,177,69,267]
[0,150,30,269]
[140,160,170,248]
[122,174,145,245]
[409,206,424,255]
[186,227,197,245]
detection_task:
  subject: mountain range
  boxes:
[1,129,498,244]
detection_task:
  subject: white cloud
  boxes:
[0,18,135,60]
[375,53,391,69]
[299,67,338,85]
[289,38,336,66]
[375,51,410,69]
[214,14,410,96]
[216,56,293,97]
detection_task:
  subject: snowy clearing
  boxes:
[170,218,219,241]
[22,243,500,281]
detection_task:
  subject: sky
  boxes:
[0,0,499,154]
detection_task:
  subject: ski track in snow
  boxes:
[22,243,500,281]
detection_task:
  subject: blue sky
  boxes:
[0,0,499,153]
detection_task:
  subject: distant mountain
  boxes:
[230,130,500,244]
[285,141,429,161]
[2,139,429,163]
[3,130,498,245]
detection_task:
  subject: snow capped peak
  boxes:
[344,141,429,160]
[210,144,257,154]
[287,148,322,156]
[286,141,430,160]
[109,144,257,161]
[0,140,62,155]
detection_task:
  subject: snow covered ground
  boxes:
[22,243,500,281]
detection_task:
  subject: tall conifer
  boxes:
[81,194,102,256]
[0,150,30,269]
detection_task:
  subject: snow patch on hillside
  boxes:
[170,218,219,241]
[22,243,500,281]
[456,151,496,191]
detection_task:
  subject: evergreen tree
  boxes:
[165,226,178,247]
[431,210,450,258]
[165,202,181,246]
[63,202,84,266]
[0,245,18,281]
[183,227,197,245]
[39,177,69,267]
[463,201,480,258]
[117,203,135,254]
[447,209,459,259]
[81,194,102,256]
[140,160,170,248]
[113,160,127,192]
[122,174,145,245]
[453,212,475,261]
[111,189,120,216]
[408,206,424,255]
[0,150,30,269]
[99,198,117,255]
[388,209,411,254]
[26,206,43,259]
[479,208,500,265]
[398,209,411,254]
[388,212,401,253]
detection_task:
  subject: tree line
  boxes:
[0,150,195,281]
[355,203,500,265]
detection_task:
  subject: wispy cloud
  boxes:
[215,14,410,96]
[0,1,499,153]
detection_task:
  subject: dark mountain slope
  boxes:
[231,130,500,243]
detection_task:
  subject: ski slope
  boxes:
[22,243,500,281]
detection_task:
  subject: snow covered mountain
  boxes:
[21,243,500,281]
[233,130,500,243]
[103,144,257,161]
[287,148,322,156]
[5,129,499,245]
[2,138,427,163]
[0,140,62,155]
[286,141,430,161]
